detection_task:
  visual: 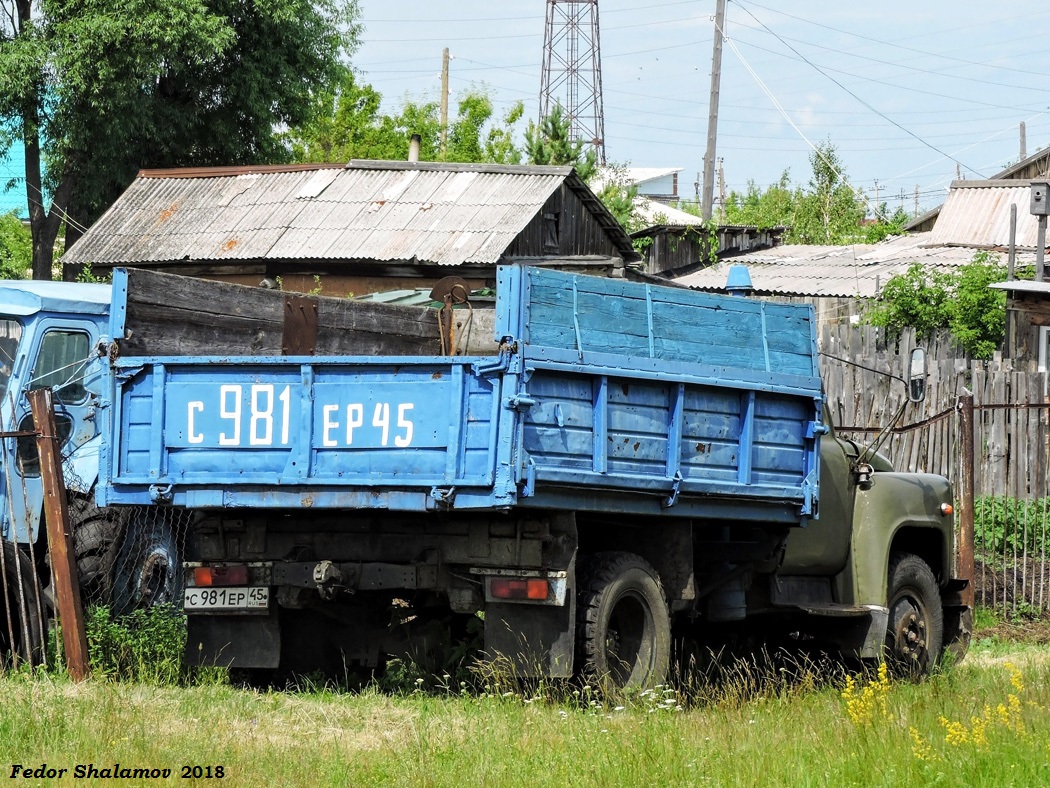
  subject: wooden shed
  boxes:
[61,161,640,297]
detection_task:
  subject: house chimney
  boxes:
[408,134,421,163]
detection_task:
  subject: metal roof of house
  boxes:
[672,233,1033,298]
[63,161,637,267]
[633,198,705,227]
[904,147,1050,231]
[988,280,1050,295]
[926,180,1046,249]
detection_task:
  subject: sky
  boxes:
[351,0,1050,216]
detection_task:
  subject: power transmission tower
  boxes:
[540,0,607,164]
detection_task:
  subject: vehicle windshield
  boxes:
[0,319,23,405]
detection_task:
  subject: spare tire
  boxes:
[112,510,184,616]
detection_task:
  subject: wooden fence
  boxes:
[818,322,1050,615]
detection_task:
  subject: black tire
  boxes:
[577,551,671,689]
[68,494,131,606]
[0,539,43,666]
[885,553,943,679]
[112,511,183,616]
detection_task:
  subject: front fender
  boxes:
[844,472,954,607]
[65,432,101,495]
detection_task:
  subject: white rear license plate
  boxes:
[184,586,269,611]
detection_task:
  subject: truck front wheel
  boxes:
[885,553,943,678]
[577,552,671,689]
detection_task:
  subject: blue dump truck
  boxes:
[95,265,970,685]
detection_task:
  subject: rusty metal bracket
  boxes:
[282,294,318,355]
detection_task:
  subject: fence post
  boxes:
[957,390,976,609]
[28,388,90,681]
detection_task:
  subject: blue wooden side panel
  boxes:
[518,267,818,379]
[503,266,824,515]
[522,372,817,508]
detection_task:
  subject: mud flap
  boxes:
[484,600,575,678]
[186,612,280,669]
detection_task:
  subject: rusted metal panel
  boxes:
[281,294,319,355]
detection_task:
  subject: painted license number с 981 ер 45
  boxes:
[184,587,269,610]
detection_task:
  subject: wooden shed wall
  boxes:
[507,185,621,259]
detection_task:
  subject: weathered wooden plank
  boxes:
[117,267,499,358]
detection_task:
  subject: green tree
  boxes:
[286,72,523,165]
[791,141,865,244]
[0,0,359,279]
[722,170,798,229]
[524,103,597,183]
[865,252,1011,359]
[0,212,31,279]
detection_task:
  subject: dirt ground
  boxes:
[974,617,1050,644]
[974,556,1050,614]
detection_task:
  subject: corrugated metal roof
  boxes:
[633,197,705,227]
[673,233,1033,297]
[64,161,637,267]
[988,280,1050,294]
[926,180,1041,248]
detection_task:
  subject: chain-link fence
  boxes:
[0,434,193,670]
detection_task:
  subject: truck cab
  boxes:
[0,280,111,548]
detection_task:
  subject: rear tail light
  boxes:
[193,565,249,587]
[489,577,549,601]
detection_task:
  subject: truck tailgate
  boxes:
[101,357,510,509]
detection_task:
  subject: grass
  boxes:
[1,635,1048,787]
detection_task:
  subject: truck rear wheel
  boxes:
[885,553,943,678]
[68,494,129,606]
[0,539,43,666]
[577,552,671,689]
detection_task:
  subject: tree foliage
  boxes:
[865,252,1010,359]
[286,69,524,165]
[523,103,597,183]
[0,0,359,279]
[0,212,31,279]
[722,142,903,246]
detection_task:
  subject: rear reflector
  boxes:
[193,565,249,587]
[489,577,549,601]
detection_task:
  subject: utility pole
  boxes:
[914,185,919,216]
[701,0,727,222]
[717,158,726,221]
[1020,121,1027,161]
[439,47,450,157]
[874,180,879,219]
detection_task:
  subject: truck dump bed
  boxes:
[100,266,824,522]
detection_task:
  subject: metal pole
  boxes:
[1038,214,1047,283]
[1008,203,1016,281]
[29,388,89,681]
[958,391,975,610]
[701,0,727,223]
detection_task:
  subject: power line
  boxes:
[731,0,982,176]
[740,1,1050,80]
